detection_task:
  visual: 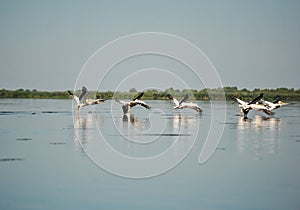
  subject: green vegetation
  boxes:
[1,87,300,101]
[0,88,69,99]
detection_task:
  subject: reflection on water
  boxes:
[121,113,200,135]
[74,111,201,159]
[236,115,282,159]
[74,113,103,144]
[122,113,151,132]
[0,158,24,162]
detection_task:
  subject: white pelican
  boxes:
[259,99,288,111]
[68,86,106,111]
[115,92,150,115]
[232,93,271,118]
[167,94,202,113]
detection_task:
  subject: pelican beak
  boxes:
[279,101,288,105]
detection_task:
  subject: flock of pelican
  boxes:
[68,86,202,114]
[232,93,287,119]
[68,86,287,118]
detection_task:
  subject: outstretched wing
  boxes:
[248,93,263,105]
[79,86,89,103]
[85,99,106,105]
[131,101,150,109]
[179,94,189,105]
[132,92,144,101]
[96,99,106,103]
[232,97,247,106]
[139,101,150,109]
[68,90,80,105]
[115,98,126,105]
[166,94,179,106]
[182,102,202,112]
[272,98,281,104]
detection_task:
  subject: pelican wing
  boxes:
[167,94,179,106]
[232,97,247,106]
[115,98,126,105]
[179,94,189,105]
[73,95,80,105]
[79,86,89,103]
[182,102,202,112]
[86,99,106,105]
[248,93,263,105]
[132,92,144,101]
[68,90,80,105]
[131,100,150,109]
[96,99,106,103]
[138,101,150,109]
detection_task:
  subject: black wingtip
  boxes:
[166,94,173,100]
[67,90,73,96]
[82,86,88,92]
[248,93,264,105]
[132,92,144,101]
[144,104,151,109]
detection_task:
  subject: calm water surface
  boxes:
[0,99,300,210]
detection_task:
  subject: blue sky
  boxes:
[0,0,299,91]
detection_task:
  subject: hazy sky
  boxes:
[0,0,299,91]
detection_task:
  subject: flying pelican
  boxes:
[115,92,150,115]
[68,86,106,111]
[259,99,288,111]
[232,93,271,118]
[167,94,202,113]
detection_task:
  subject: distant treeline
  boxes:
[1,87,300,101]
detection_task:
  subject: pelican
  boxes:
[232,93,271,118]
[68,86,106,111]
[115,92,150,115]
[167,94,202,113]
[259,99,288,111]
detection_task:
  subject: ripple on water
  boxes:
[0,158,24,162]
[16,138,32,141]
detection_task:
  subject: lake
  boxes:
[0,99,300,210]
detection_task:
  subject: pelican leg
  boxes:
[242,108,249,119]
